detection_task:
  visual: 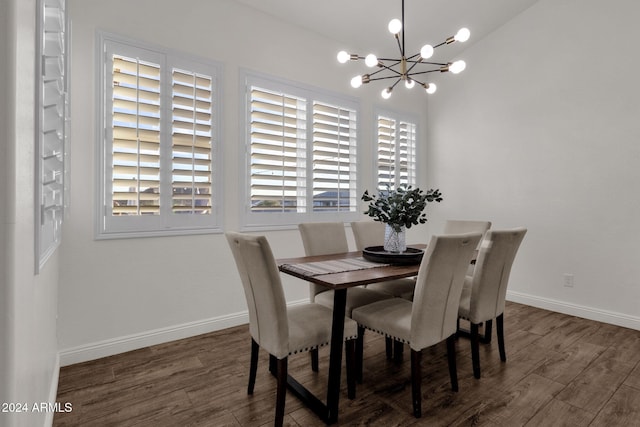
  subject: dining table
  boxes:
[276,245,426,424]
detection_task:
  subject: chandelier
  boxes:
[337,0,470,99]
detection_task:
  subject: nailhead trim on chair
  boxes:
[359,325,410,345]
[288,333,358,356]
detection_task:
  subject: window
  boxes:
[35,0,69,272]
[243,73,359,228]
[376,112,417,191]
[97,33,222,238]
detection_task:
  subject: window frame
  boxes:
[95,32,223,239]
[240,70,361,230]
[373,108,419,191]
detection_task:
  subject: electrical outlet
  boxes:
[563,273,574,288]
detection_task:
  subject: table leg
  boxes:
[326,288,347,424]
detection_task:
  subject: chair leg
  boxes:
[356,326,365,384]
[385,337,393,359]
[411,349,422,418]
[275,357,287,427]
[446,335,458,392]
[310,349,319,372]
[471,322,481,379]
[345,339,356,399]
[248,339,259,394]
[497,313,506,362]
[269,354,277,376]
[393,340,404,363]
[483,319,493,343]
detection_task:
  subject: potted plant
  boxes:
[362,185,443,253]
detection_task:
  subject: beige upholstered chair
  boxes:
[352,232,482,418]
[458,227,527,379]
[443,220,491,276]
[298,222,392,314]
[226,232,358,427]
[350,220,417,300]
[443,220,492,246]
[299,222,393,372]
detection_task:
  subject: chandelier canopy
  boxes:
[337,0,470,99]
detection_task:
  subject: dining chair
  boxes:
[457,227,527,379]
[350,220,417,300]
[443,220,492,246]
[298,222,393,313]
[443,220,492,276]
[352,232,482,418]
[226,231,358,427]
[298,222,393,371]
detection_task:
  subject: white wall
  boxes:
[427,0,640,327]
[59,0,431,364]
[1,0,61,426]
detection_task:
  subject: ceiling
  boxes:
[232,0,540,59]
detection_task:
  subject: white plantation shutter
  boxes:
[399,121,417,187]
[249,87,307,213]
[99,34,221,237]
[36,0,69,271]
[377,116,397,190]
[171,69,213,214]
[243,73,359,227]
[312,102,357,212]
[376,114,417,190]
[111,55,161,215]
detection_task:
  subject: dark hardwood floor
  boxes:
[54,302,640,426]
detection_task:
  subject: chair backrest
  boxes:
[226,232,290,358]
[350,220,385,251]
[466,228,527,323]
[443,220,492,249]
[298,222,349,300]
[299,222,349,256]
[410,232,482,351]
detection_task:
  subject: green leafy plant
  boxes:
[362,185,443,232]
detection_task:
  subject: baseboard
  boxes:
[59,311,249,366]
[507,290,640,331]
[58,299,310,367]
[45,353,61,426]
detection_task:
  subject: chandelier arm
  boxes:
[368,64,402,78]
[367,75,406,82]
[416,61,449,66]
[395,36,404,58]
[376,62,404,76]
[407,76,426,87]
[407,69,442,76]
[405,58,422,76]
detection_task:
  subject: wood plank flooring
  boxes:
[54,302,640,426]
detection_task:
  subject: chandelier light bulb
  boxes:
[425,83,437,94]
[450,60,466,74]
[420,44,434,59]
[405,78,415,89]
[454,28,471,43]
[337,50,350,64]
[388,18,402,35]
[350,75,363,88]
[381,87,393,99]
[365,54,378,68]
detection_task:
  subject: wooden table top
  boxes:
[277,245,425,290]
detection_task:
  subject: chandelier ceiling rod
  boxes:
[336,0,470,99]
